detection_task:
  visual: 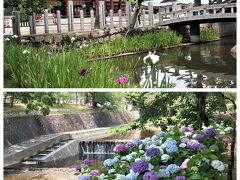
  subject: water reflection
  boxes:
[112,37,236,88]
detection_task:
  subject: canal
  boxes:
[110,36,236,88]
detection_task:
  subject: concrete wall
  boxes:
[213,22,236,37]
[4,110,139,148]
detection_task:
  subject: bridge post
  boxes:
[148,2,154,27]
[190,23,200,43]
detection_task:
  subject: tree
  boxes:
[127,0,144,34]
[125,92,235,130]
[4,0,60,21]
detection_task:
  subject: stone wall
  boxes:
[4,110,139,148]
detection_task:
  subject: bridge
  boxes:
[158,3,236,42]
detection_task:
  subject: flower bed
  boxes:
[76,125,233,180]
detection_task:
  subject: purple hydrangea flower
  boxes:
[193,134,204,141]
[81,159,92,166]
[176,176,186,180]
[181,126,191,132]
[203,128,216,136]
[114,144,126,152]
[187,140,201,149]
[125,142,134,148]
[75,166,81,171]
[143,171,158,180]
[146,147,160,157]
[89,170,101,176]
[132,160,149,173]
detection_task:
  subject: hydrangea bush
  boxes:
[76,125,233,180]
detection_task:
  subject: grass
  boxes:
[4,29,182,88]
[4,104,27,113]
[52,104,91,110]
[200,28,219,41]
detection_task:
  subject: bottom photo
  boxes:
[3,92,236,180]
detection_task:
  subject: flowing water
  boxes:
[110,37,236,88]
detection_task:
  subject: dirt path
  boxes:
[4,168,77,180]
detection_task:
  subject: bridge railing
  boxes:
[159,3,236,24]
[5,2,236,36]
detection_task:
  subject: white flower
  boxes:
[108,169,116,174]
[184,132,192,137]
[4,38,10,41]
[139,150,145,154]
[219,131,225,135]
[130,152,137,156]
[145,156,151,161]
[71,37,76,43]
[202,158,210,164]
[12,35,18,38]
[152,135,158,141]
[126,169,139,180]
[139,144,143,149]
[126,155,133,161]
[115,174,127,180]
[148,163,154,170]
[22,49,30,54]
[161,154,170,162]
[211,160,225,171]
[224,127,233,132]
[121,156,127,161]
[179,143,187,148]
[143,51,160,64]
[135,158,141,162]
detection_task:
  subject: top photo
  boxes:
[3,0,236,88]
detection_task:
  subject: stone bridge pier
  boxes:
[190,22,200,43]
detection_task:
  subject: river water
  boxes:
[111,37,236,88]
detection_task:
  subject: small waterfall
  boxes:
[80,141,127,160]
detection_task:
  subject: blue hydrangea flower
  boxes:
[159,169,170,177]
[132,138,143,145]
[166,164,180,174]
[78,175,90,180]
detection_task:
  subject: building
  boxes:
[65,0,126,16]
[142,0,189,14]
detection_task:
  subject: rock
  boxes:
[230,45,236,54]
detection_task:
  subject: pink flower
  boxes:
[114,144,126,152]
[219,112,225,116]
[180,158,190,170]
[90,170,101,176]
[222,137,232,144]
[51,43,59,49]
[117,75,128,85]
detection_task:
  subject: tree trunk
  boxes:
[10,92,15,107]
[75,92,78,106]
[126,0,143,35]
[91,92,98,108]
[195,92,208,126]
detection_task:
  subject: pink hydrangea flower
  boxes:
[90,170,101,176]
[222,137,232,144]
[114,144,126,152]
[117,75,128,85]
[180,158,189,170]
